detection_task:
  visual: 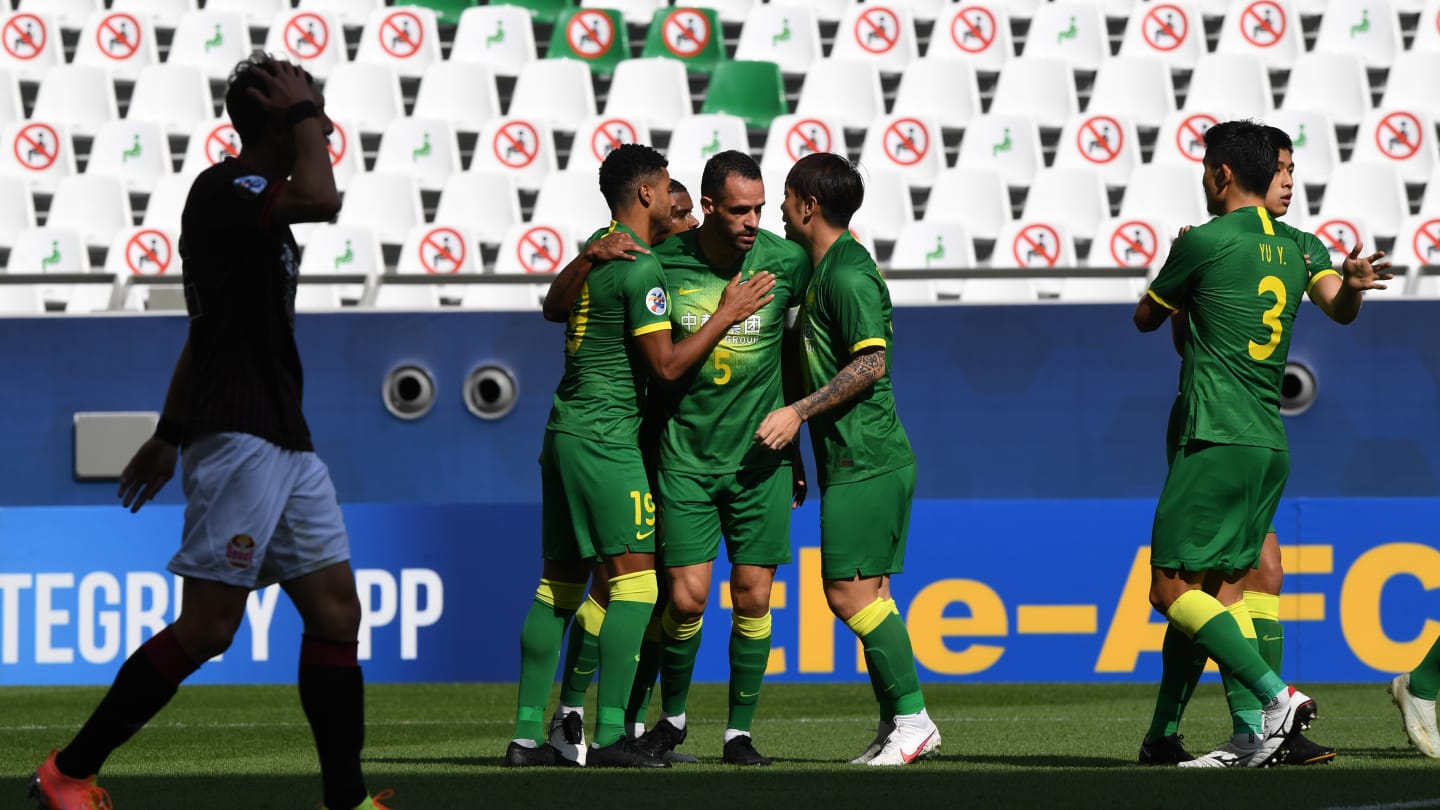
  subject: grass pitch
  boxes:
[3,682,1437,809]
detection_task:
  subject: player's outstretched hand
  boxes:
[245,60,316,120]
[582,231,645,265]
[716,271,776,324]
[755,404,803,451]
[118,436,178,514]
[1342,240,1392,291]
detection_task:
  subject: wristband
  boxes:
[284,100,320,128]
[154,416,183,446]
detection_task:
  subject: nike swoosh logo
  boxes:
[572,666,596,676]
[902,730,938,763]
[738,690,759,698]
[1261,635,1283,641]
[635,529,656,540]
[677,287,704,295]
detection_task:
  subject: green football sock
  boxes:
[625,633,661,732]
[848,599,925,717]
[1246,591,1284,674]
[513,579,584,744]
[1169,591,1285,703]
[1409,636,1440,700]
[1144,624,1205,744]
[727,612,772,732]
[658,608,703,718]
[1220,601,1263,736]
[558,597,604,707]
[864,649,896,724]
[595,571,658,747]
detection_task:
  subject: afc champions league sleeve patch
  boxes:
[646,287,668,316]
[233,175,268,197]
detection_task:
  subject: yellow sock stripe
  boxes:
[662,608,703,641]
[536,578,586,612]
[608,569,659,604]
[1226,599,1256,639]
[1245,591,1281,623]
[1167,590,1227,639]
[733,611,772,640]
[845,598,892,638]
[887,598,900,616]
[576,596,607,636]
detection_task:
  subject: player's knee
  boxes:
[172,612,243,661]
[308,591,363,641]
[667,592,706,623]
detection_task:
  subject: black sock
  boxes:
[299,636,367,810]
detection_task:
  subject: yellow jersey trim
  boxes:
[631,322,671,337]
[1306,268,1340,292]
[1146,288,1177,311]
[1257,207,1275,236]
[850,337,887,353]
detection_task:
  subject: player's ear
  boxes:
[638,180,654,208]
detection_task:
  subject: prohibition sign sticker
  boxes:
[854,7,900,54]
[125,229,172,276]
[12,123,58,171]
[785,119,833,162]
[567,10,614,58]
[1109,221,1159,266]
[1076,115,1124,165]
[284,12,330,61]
[1412,218,1440,265]
[327,121,347,167]
[1142,4,1188,52]
[1012,224,1061,267]
[378,10,423,59]
[662,9,710,58]
[883,118,929,167]
[951,7,997,53]
[3,14,46,61]
[1239,0,1286,48]
[1174,113,1216,162]
[1375,112,1423,161]
[517,226,564,274]
[205,123,240,165]
[1313,219,1360,260]
[493,120,539,169]
[419,226,466,274]
[590,118,638,163]
[96,13,142,61]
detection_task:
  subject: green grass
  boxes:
[4,682,1437,809]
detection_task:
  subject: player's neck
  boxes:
[807,222,848,266]
[698,225,742,268]
[1221,191,1268,216]
[612,207,654,247]
[236,145,289,179]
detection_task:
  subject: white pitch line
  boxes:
[1316,800,1440,810]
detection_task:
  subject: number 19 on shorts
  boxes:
[630,490,656,540]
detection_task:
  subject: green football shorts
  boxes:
[540,430,657,562]
[819,463,916,580]
[657,463,793,568]
[1151,441,1289,577]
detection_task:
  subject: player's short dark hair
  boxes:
[700,150,761,201]
[598,143,668,210]
[225,52,315,147]
[669,178,689,195]
[1202,120,1276,197]
[785,153,865,227]
[1263,125,1294,155]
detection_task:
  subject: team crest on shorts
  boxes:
[226,534,256,569]
[646,287,668,315]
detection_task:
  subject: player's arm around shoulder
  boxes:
[542,229,647,322]
[1135,224,1215,332]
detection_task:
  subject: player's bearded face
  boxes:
[648,170,674,242]
[706,176,765,253]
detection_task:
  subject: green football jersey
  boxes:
[1148,206,1308,450]
[1272,219,1341,290]
[652,228,812,472]
[546,222,672,444]
[799,230,914,488]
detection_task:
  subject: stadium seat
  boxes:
[858,114,946,190]
[126,64,214,138]
[1382,52,1440,121]
[509,58,597,133]
[167,11,251,81]
[1278,52,1371,127]
[666,113,751,179]
[298,0,386,29]
[700,0,757,25]
[795,60,885,130]
[1184,54,1273,118]
[493,221,578,276]
[955,114,1044,187]
[1393,214,1440,288]
[926,3,1014,73]
[47,175,133,249]
[640,7,727,73]
[1312,0,1401,68]
[1424,170,1440,213]
[1351,108,1438,184]
[1088,215,1175,275]
[568,114,656,174]
[0,119,74,193]
[1414,0,1440,51]
[325,118,362,192]
[372,282,443,309]
[700,60,787,131]
[547,7,629,75]
[892,59,982,131]
[15,1,100,32]
[889,220,977,300]
[10,225,91,310]
[849,166,915,243]
[338,172,425,245]
[396,222,485,277]
[583,0,663,25]
[73,10,158,80]
[1020,2,1110,71]
[0,11,64,83]
[0,69,22,129]
[105,224,179,311]
[450,5,537,78]
[0,285,45,314]
[34,66,116,138]
[264,9,348,80]
[471,115,558,191]
[355,5,441,79]
[1053,114,1141,187]
[180,117,241,176]
[110,0,197,25]
[0,174,35,247]
[1303,214,1375,271]
[1119,163,1207,225]
[297,223,385,308]
[770,0,857,23]
[1021,166,1110,240]
[322,62,404,137]
[1267,110,1340,184]
[141,170,198,228]
[1117,0,1205,69]
[1286,179,1311,225]
[829,4,919,74]
[1153,109,1219,165]
[734,4,823,76]
[413,61,502,135]
[85,120,171,194]
[1085,56,1176,127]
[374,117,462,193]
[1216,0,1302,69]
[399,0,477,26]
[605,58,693,132]
[531,170,612,235]
[991,219,1076,297]
[760,113,850,176]
[459,279,545,310]
[1318,162,1408,238]
[925,167,1013,241]
[203,0,289,28]
[988,58,1078,129]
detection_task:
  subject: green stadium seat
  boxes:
[490,0,576,24]
[640,7,727,73]
[547,7,629,73]
[700,60,787,130]
[396,0,476,26]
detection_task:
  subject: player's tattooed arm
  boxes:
[754,347,886,451]
[542,231,647,322]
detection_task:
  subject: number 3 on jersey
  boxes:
[1248,274,1285,361]
[630,490,656,539]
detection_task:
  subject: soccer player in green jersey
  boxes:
[755,152,940,767]
[1140,125,1391,768]
[1132,119,1319,769]
[509,144,775,769]
[628,150,813,767]
[1393,637,1440,757]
